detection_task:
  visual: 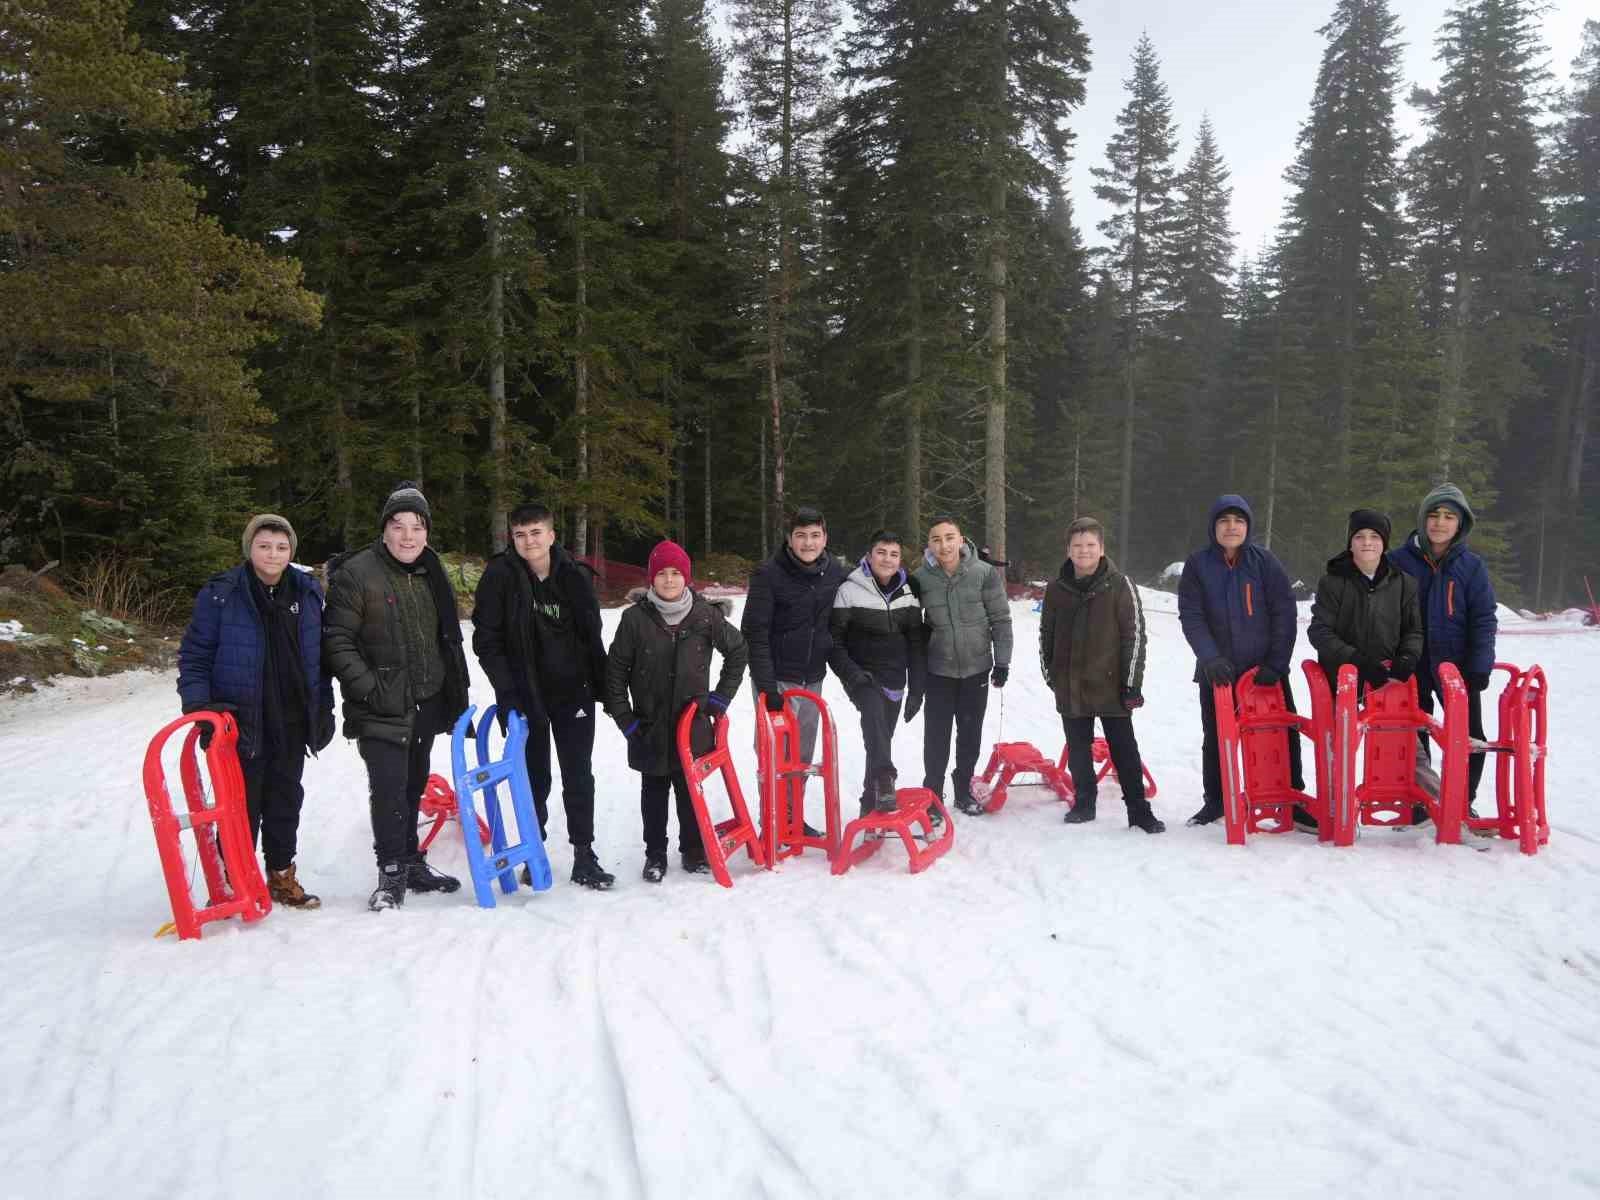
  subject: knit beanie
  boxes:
[242,513,297,560]
[380,481,432,530]
[647,540,692,587]
[1346,508,1392,551]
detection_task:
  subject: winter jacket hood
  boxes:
[1207,493,1254,545]
[1413,482,1475,544]
[177,562,333,760]
[912,538,1013,680]
[1178,500,1297,681]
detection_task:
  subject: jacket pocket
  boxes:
[368,667,407,716]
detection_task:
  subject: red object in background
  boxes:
[417,773,491,853]
[1584,577,1600,626]
[1214,663,1331,846]
[677,700,767,888]
[833,787,954,875]
[755,687,842,868]
[142,712,271,940]
[1052,739,1160,804]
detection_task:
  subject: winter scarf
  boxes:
[647,587,693,627]
[249,570,310,751]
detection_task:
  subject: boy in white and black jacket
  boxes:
[828,530,929,817]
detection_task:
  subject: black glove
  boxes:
[991,666,1009,688]
[902,690,924,723]
[1355,655,1391,690]
[763,690,787,713]
[493,693,516,733]
[313,706,336,752]
[1121,688,1144,710]
[1389,654,1417,683]
[623,718,649,743]
[1253,665,1282,687]
[706,691,731,715]
[183,701,235,750]
[1202,657,1235,686]
[1465,671,1491,692]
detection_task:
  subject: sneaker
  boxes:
[642,854,667,883]
[680,852,712,874]
[571,847,615,891]
[368,862,406,911]
[954,794,987,816]
[1411,805,1432,828]
[1291,805,1320,833]
[266,863,321,909]
[1063,801,1096,824]
[406,854,461,894]
[873,769,899,814]
[1187,803,1224,826]
[801,822,824,839]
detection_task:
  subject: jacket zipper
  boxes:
[1244,581,1254,617]
[1447,579,1455,617]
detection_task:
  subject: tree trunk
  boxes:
[759,408,769,560]
[1434,134,1486,481]
[904,255,923,538]
[573,126,590,559]
[769,0,796,542]
[984,0,1008,562]
[703,394,713,553]
[487,203,507,555]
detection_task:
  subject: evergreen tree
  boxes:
[1092,31,1178,572]
[1279,0,1406,534]
[0,0,320,579]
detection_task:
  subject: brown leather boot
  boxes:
[267,863,321,909]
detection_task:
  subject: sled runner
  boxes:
[1214,663,1333,846]
[754,687,842,867]
[417,773,491,854]
[832,787,954,876]
[142,711,271,940]
[677,699,767,888]
[452,704,553,907]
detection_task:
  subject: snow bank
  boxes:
[2,601,1598,1197]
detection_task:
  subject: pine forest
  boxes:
[4,0,1599,609]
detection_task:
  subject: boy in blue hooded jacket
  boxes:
[1178,495,1303,826]
[1389,482,1497,808]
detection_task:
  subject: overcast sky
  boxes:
[1063,1,1594,258]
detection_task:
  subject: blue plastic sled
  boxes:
[452,704,554,907]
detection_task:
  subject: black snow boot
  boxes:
[1127,801,1165,834]
[369,861,407,911]
[1187,802,1224,826]
[642,853,667,883]
[406,853,461,894]
[680,851,712,875]
[874,768,899,815]
[1062,798,1097,824]
[571,846,615,891]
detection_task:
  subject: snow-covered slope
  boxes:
[2,595,1598,1199]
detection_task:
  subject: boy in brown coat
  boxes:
[1039,518,1164,833]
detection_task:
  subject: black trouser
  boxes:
[240,737,307,872]
[640,771,703,858]
[857,691,905,797]
[1416,675,1487,801]
[525,697,597,847]
[922,672,989,802]
[358,692,444,866]
[1062,714,1146,810]
[1199,676,1304,807]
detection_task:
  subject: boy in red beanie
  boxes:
[604,541,748,881]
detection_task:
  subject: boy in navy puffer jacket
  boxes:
[1178,495,1303,826]
[1389,482,1497,807]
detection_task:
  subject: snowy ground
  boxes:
[3,594,1599,1199]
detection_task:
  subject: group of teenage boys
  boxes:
[176,479,1495,911]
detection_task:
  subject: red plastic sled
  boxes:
[755,687,842,867]
[1331,663,1469,846]
[1214,663,1332,846]
[974,742,1074,813]
[833,787,954,875]
[417,773,493,853]
[142,711,271,940]
[1052,739,1160,802]
[677,700,767,888]
[1468,662,1550,855]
